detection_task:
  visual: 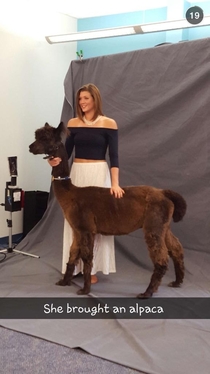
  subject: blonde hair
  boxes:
[76,83,104,121]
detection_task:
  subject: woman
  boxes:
[49,83,124,284]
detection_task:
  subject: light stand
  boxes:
[0,157,39,259]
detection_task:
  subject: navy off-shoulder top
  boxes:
[65,127,119,168]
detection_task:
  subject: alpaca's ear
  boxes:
[57,122,66,135]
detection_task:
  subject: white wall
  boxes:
[0,11,77,238]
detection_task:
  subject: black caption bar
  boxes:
[0,298,209,319]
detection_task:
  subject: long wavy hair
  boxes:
[76,83,104,122]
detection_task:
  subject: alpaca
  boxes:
[29,122,187,298]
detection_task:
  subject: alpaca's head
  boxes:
[29,122,67,159]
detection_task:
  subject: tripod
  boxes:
[0,210,40,259]
[0,180,40,259]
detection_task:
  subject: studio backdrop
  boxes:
[61,36,210,255]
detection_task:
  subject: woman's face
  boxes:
[79,90,95,114]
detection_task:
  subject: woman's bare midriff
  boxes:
[74,158,106,163]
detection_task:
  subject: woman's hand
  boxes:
[47,157,61,167]
[110,185,125,198]
[110,168,124,198]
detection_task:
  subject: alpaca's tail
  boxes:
[163,190,187,222]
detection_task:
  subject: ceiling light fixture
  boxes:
[46,16,210,44]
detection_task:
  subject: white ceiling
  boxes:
[2,0,208,20]
[55,0,209,18]
[1,0,208,40]
[57,0,167,18]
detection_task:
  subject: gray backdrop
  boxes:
[0,37,210,374]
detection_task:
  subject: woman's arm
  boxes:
[105,119,124,198]
[110,167,124,198]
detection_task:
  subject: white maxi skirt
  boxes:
[62,161,116,275]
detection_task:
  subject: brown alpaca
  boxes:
[29,122,187,298]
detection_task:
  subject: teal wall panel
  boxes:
[77,8,167,58]
[76,2,210,59]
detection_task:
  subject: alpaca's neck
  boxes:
[51,145,73,210]
[51,144,70,178]
[52,161,69,178]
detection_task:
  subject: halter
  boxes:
[52,176,71,181]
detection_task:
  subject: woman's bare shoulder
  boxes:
[67,118,81,127]
[101,116,118,129]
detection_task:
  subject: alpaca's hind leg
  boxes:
[166,229,184,287]
[138,230,169,298]
[137,254,168,299]
[138,203,172,298]
[77,232,94,295]
[56,231,81,287]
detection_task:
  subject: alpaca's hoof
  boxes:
[56,278,71,286]
[137,292,152,299]
[77,288,90,295]
[168,281,181,288]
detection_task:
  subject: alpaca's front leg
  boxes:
[77,262,92,295]
[56,263,75,286]
[56,230,80,287]
[77,232,94,295]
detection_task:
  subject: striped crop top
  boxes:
[65,127,119,168]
